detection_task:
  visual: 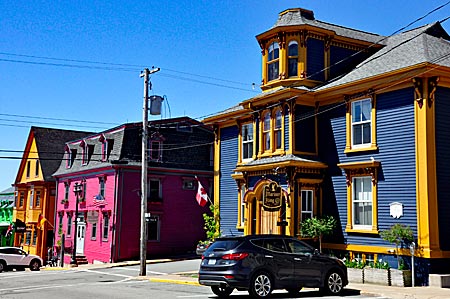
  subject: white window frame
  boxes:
[274,109,282,150]
[301,190,314,222]
[351,98,372,148]
[67,214,72,236]
[239,184,247,227]
[102,213,109,241]
[352,176,373,230]
[241,123,253,161]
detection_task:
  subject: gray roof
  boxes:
[316,22,450,90]
[0,187,15,207]
[266,8,384,44]
[29,127,95,182]
[53,117,214,177]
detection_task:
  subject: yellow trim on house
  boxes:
[214,129,221,210]
[414,76,440,256]
[344,96,378,153]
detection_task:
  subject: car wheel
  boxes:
[321,270,344,295]
[249,271,273,298]
[286,287,302,295]
[211,286,234,297]
[29,259,41,271]
[0,261,5,273]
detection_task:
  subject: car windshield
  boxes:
[207,239,241,252]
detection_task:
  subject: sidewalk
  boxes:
[43,259,450,299]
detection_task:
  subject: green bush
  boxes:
[344,258,366,269]
[299,215,337,252]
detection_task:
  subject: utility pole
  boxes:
[139,67,160,276]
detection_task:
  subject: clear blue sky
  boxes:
[0,1,449,190]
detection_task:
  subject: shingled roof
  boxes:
[28,127,94,182]
[261,8,384,44]
[316,21,450,90]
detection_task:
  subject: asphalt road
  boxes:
[0,260,391,299]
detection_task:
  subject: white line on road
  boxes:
[79,269,133,278]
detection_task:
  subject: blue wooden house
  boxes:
[204,8,450,284]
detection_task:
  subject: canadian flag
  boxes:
[196,178,209,207]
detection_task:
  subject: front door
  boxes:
[76,222,85,254]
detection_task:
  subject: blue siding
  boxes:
[435,87,450,250]
[295,105,316,153]
[319,88,417,246]
[307,38,325,81]
[219,126,243,236]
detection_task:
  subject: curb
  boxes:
[147,277,201,286]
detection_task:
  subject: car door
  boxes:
[285,239,323,286]
[257,238,295,285]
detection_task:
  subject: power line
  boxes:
[0,113,119,126]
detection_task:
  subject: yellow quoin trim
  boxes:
[414,77,440,256]
[214,128,221,211]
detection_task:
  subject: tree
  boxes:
[380,223,414,269]
[299,216,337,252]
[202,204,221,243]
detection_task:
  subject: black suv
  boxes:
[198,235,347,298]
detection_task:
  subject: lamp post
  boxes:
[71,182,83,266]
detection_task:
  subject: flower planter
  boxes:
[347,268,364,284]
[363,268,389,286]
[390,269,412,287]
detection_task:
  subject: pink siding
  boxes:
[56,168,211,264]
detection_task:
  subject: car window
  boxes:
[208,240,241,252]
[285,239,314,254]
[251,238,287,253]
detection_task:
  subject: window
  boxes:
[91,222,97,240]
[182,179,195,190]
[238,184,247,228]
[81,141,88,166]
[148,179,162,202]
[64,183,70,200]
[301,190,313,222]
[29,189,34,208]
[35,160,39,177]
[147,215,160,241]
[35,190,41,207]
[262,112,271,152]
[67,214,72,236]
[241,123,253,161]
[352,99,371,147]
[58,214,63,230]
[288,41,298,77]
[26,161,31,178]
[102,214,109,240]
[267,42,279,81]
[353,176,372,228]
[19,191,25,207]
[99,177,105,197]
[66,148,73,168]
[101,140,108,161]
[24,231,31,245]
[32,230,37,246]
[150,141,161,161]
[274,109,282,150]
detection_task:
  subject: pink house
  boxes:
[53,118,213,264]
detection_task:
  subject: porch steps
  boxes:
[75,255,89,265]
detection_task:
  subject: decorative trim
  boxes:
[428,76,439,108]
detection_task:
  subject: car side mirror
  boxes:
[314,249,319,255]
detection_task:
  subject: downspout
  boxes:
[111,166,119,262]
[53,179,59,251]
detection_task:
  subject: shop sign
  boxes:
[263,182,282,210]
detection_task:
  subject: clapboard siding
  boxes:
[319,88,417,246]
[435,87,450,250]
[219,126,242,236]
[307,38,325,81]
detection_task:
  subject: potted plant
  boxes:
[380,224,414,287]
[344,258,365,283]
[299,215,336,253]
[364,259,390,285]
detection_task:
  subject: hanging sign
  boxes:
[263,182,283,210]
[389,202,403,219]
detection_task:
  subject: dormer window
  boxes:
[81,140,88,166]
[267,42,279,81]
[65,146,74,169]
[99,135,108,162]
[149,132,165,162]
[288,41,298,77]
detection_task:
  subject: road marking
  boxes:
[79,269,133,278]
[147,270,168,275]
